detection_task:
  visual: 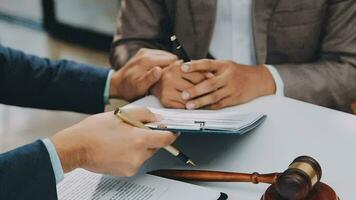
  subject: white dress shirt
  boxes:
[209,0,284,96]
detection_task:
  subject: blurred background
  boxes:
[0,0,119,66]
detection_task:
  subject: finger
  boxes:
[153,54,179,68]
[205,96,236,110]
[146,48,178,58]
[164,99,186,109]
[181,59,220,73]
[143,130,178,148]
[182,72,207,84]
[137,48,178,59]
[185,88,229,110]
[166,59,183,70]
[138,66,162,92]
[175,78,194,92]
[123,107,160,123]
[135,49,178,69]
[181,76,225,100]
[160,89,186,108]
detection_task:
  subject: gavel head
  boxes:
[274,156,322,200]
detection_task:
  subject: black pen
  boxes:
[170,35,191,62]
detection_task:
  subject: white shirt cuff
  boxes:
[103,70,114,104]
[42,138,64,184]
[264,65,284,96]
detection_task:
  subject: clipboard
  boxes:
[146,107,267,135]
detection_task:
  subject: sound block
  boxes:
[261,182,339,200]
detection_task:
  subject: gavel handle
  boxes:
[148,170,279,184]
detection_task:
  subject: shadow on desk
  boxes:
[140,128,259,173]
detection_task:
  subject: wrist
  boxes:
[109,71,122,99]
[255,65,276,96]
[51,129,88,173]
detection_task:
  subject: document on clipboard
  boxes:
[57,169,228,200]
[146,107,266,135]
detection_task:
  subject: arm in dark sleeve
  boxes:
[0,45,109,114]
[109,0,172,69]
[0,141,58,200]
[274,0,356,111]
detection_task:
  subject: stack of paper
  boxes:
[146,107,266,135]
[57,169,227,200]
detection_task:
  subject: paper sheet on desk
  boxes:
[57,169,223,200]
[146,107,266,135]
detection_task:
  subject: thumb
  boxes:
[144,130,178,149]
[139,67,162,91]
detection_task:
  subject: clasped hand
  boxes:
[152,58,276,110]
[110,48,275,110]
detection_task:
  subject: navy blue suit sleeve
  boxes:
[0,141,58,200]
[0,45,109,114]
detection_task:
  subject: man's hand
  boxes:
[150,60,207,108]
[109,48,178,101]
[51,107,177,177]
[180,59,276,110]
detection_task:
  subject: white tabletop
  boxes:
[130,95,356,199]
[1,95,355,199]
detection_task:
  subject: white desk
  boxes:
[130,95,356,199]
[1,95,355,199]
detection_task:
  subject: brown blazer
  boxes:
[110,0,356,112]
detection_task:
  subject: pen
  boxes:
[170,35,191,62]
[114,107,196,166]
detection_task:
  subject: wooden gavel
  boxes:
[148,156,339,200]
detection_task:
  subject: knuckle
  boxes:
[137,48,147,55]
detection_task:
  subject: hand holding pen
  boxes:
[114,107,196,166]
